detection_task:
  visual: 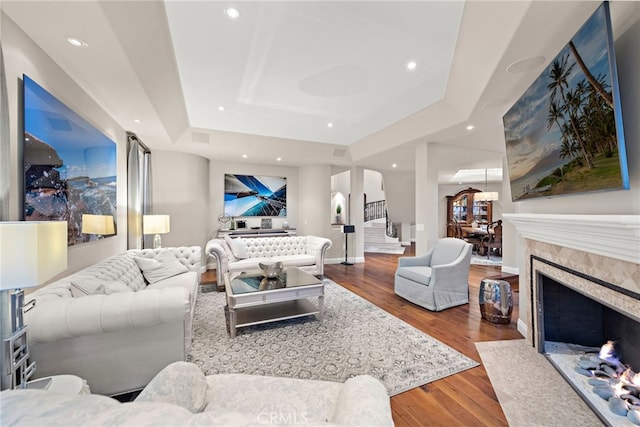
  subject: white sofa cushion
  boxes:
[70,277,126,297]
[224,236,248,259]
[271,254,316,267]
[135,253,189,284]
[227,257,272,272]
[396,266,432,286]
[96,281,133,295]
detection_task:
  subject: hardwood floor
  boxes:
[202,244,523,426]
[323,244,522,427]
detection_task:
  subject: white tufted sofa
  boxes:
[1,361,394,426]
[24,246,201,396]
[205,235,332,287]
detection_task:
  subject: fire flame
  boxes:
[599,340,617,360]
[620,368,640,387]
[612,381,625,397]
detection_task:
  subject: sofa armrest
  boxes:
[135,361,208,413]
[205,239,231,285]
[304,236,332,275]
[332,375,393,426]
[27,288,190,343]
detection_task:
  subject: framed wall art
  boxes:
[23,75,117,245]
[224,174,286,217]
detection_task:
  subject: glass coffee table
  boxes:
[224,267,325,338]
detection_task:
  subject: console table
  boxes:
[217,228,297,238]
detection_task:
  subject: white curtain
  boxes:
[127,132,152,249]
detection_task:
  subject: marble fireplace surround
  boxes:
[503,213,640,343]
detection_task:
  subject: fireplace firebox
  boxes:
[536,268,640,426]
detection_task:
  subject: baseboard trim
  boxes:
[517,318,528,338]
[326,257,365,264]
[501,265,519,275]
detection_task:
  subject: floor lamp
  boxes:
[341,225,355,266]
[0,221,67,390]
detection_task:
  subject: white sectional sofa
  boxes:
[0,361,394,426]
[24,246,201,396]
[206,235,332,286]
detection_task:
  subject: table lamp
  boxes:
[81,214,115,239]
[0,221,68,390]
[143,215,170,249]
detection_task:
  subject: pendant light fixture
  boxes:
[475,169,499,201]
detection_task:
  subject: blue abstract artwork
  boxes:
[224,174,286,217]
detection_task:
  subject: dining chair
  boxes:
[482,220,503,258]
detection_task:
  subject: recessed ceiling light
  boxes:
[406,61,417,71]
[218,106,225,111]
[67,37,88,48]
[466,125,475,131]
[242,154,248,159]
[224,7,240,19]
[276,157,282,162]
[133,119,141,124]
[327,122,334,128]
[392,163,397,168]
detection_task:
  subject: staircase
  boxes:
[364,219,404,254]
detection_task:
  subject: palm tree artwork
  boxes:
[502,2,628,201]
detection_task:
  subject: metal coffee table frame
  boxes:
[224,267,325,338]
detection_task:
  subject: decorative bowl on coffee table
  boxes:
[259,261,284,278]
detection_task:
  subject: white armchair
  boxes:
[394,238,472,311]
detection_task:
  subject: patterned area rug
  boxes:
[189,280,479,396]
[471,254,502,266]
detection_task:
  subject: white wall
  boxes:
[381,170,415,225]
[363,169,385,203]
[2,12,128,278]
[151,150,209,249]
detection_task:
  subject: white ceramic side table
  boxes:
[27,375,90,395]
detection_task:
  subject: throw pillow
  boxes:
[70,276,106,297]
[224,236,248,259]
[96,281,134,295]
[134,253,189,284]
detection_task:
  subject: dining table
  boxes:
[460,226,494,255]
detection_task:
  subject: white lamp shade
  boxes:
[143,215,170,235]
[475,192,499,202]
[0,221,68,290]
[81,214,115,235]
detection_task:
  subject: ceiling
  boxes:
[2,1,638,183]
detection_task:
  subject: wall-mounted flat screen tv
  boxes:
[503,2,629,202]
[23,75,117,245]
[224,174,286,217]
